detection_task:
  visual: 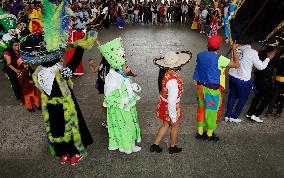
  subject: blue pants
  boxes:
[225,75,253,119]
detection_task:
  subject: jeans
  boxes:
[225,75,253,119]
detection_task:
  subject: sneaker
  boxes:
[195,132,207,140]
[150,144,162,153]
[70,154,83,166]
[60,155,69,164]
[132,145,141,153]
[229,118,242,123]
[224,117,230,122]
[246,115,251,118]
[250,115,263,123]
[206,133,220,142]
[169,146,182,154]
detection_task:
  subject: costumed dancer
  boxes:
[28,8,43,33]
[193,35,239,142]
[209,15,221,37]
[19,0,99,165]
[191,3,200,30]
[99,38,142,154]
[150,51,191,154]
[222,0,238,43]
[65,17,85,75]
[114,3,126,29]
[0,8,17,57]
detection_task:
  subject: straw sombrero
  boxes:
[153,51,192,69]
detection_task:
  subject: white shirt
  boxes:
[229,45,270,81]
[201,9,208,18]
[181,5,188,14]
[166,79,179,123]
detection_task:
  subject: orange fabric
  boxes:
[24,89,40,109]
[216,87,224,124]
[157,71,183,122]
[196,84,205,123]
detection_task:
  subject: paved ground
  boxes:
[0,24,283,178]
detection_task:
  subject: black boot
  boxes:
[169,146,182,154]
[206,133,220,142]
[150,144,162,153]
[27,108,35,112]
[195,131,207,140]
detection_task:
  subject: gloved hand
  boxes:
[60,67,73,80]
[131,83,141,93]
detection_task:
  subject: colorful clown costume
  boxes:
[99,38,141,154]
[193,49,230,140]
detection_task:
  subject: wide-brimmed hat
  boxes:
[20,33,64,64]
[153,51,192,69]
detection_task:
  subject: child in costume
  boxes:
[193,35,239,142]
[150,51,191,154]
[17,61,40,112]
[99,37,142,154]
[209,15,221,37]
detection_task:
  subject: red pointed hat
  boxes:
[208,35,222,50]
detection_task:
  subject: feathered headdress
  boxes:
[20,0,107,64]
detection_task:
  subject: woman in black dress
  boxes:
[3,38,24,105]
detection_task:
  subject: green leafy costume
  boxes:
[99,38,141,154]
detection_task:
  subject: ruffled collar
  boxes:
[38,63,63,96]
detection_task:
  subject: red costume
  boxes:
[157,71,183,122]
[65,28,85,74]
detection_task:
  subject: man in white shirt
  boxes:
[224,44,275,123]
